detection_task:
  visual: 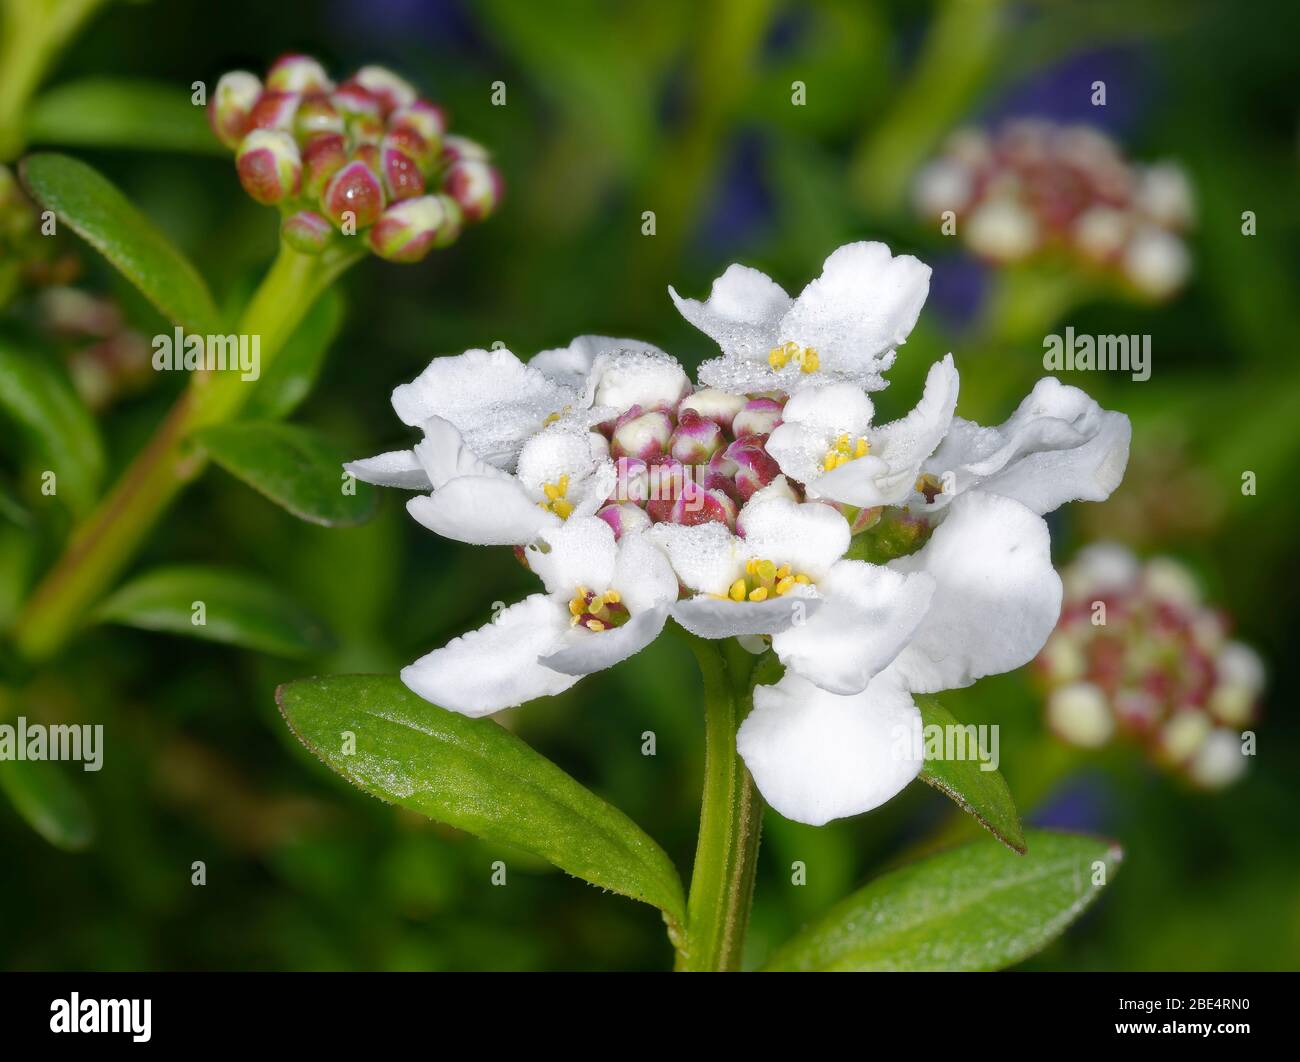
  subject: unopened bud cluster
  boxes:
[38,288,152,411]
[1034,544,1263,789]
[593,388,787,536]
[914,120,1193,299]
[209,56,502,262]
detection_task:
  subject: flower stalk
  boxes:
[13,241,362,663]
[676,635,772,971]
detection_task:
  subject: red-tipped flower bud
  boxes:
[441,134,488,164]
[209,71,261,149]
[669,409,724,463]
[281,210,334,255]
[294,93,344,140]
[322,159,385,229]
[367,195,457,262]
[611,407,674,460]
[301,132,348,199]
[724,438,782,500]
[353,65,417,114]
[266,54,334,95]
[444,158,502,223]
[380,135,425,201]
[733,397,783,438]
[391,101,445,157]
[331,81,381,118]
[236,129,300,205]
[248,91,301,132]
[596,502,652,539]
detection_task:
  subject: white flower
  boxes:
[736,491,1064,825]
[404,419,616,547]
[345,336,680,491]
[651,479,936,696]
[669,241,931,395]
[765,354,959,508]
[401,517,677,716]
[913,376,1131,516]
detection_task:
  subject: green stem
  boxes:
[12,243,361,663]
[676,636,766,971]
[0,0,107,161]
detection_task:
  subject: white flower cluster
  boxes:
[349,241,1131,825]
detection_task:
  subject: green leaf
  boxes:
[96,565,334,658]
[0,759,94,851]
[277,674,687,924]
[19,153,221,335]
[26,79,224,155]
[0,331,106,518]
[242,288,344,421]
[195,421,376,527]
[916,696,1025,854]
[766,830,1122,972]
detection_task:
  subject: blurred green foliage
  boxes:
[1,0,1297,971]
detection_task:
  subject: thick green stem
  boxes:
[12,243,360,663]
[676,637,765,971]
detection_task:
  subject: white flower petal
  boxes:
[524,516,618,596]
[737,671,923,826]
[391,348,575,467]
[515,424,605,494]
[345,448,429,489]
[922,377,1130,515]
[671,592,818,638]
[412,416,515,490]
[407,477,556,546]
[611,530,679,612]
[736,491,850,580]
[886,491,1062,694]
[649,521,743,596]
[581,345,690,413]
[401,594,576,716]
[669,263,792,360]
[528,335,662,393]
[772,560,935,695]
[779,241,931,382]
[767,383,878,489]
[540,605,668,676]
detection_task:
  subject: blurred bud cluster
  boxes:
[37,287,152,411]
[914,120,1194,299]
[0,163,80,292]
[209,55,502,262]
[1035,543,1263,789]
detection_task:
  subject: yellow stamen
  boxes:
[775,576,796,596]
[794,573,811,584]
[748,587,769,602]
[587,619,606,632]
[728,579,747,602]
[797,347,819,373]
[820,435,869,474]
[603,589,621,605]
[551,499,574,519]
[775,564,791,579]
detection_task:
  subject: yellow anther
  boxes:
[776,564,791,580]
[775,576,796,596]
[587,619,606,632]
[551,499,574,519]
[794,573,811,584]
[569,597,585,616]
[855,437,869,457]
[835,434,851,454]
[748,587,769,602]
[797,347,819,373]
[767,345,790,370]
[744,558,758,575]
[820,435,869,474]
[603,589,621,605]
[753,559,777,583]
[543,481,563,501]
[729,579,747,602]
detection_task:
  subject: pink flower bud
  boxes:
[332,82,381,120]
[281,210,333,254]
[208,71,261,150]
[669,409,724,463]
[385,125,435,174]
[353,65,417,114]
[596,503,652,539]
[732,397,783,438]
[266,54,334,95]
[427,194,463,249]
[644,460,689,524]
[301,133,348,199]
[678,387,746,431]
[322,159,385,229]
[613,456,650,505]
[380,136,425,201]
[236,129,301,205]
[611,407,673,460]
[367,195,456,262]
[671,482,737,529]
[248,91,301,132]
[294,93,344,140]
[442,134,489,164]
[348,112,386,147]
[724,437,781,500]
[444,158,502,223]
[391,101,445,154]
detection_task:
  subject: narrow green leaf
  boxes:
[766,830,1122,972]
[243,288,344,421]
[27,79,223,155]
[19,153,221,335]
[195,421,376,527]
[916,696,1025,854]
[0,331,105,517]
[0,759,94,851]
[96,565,334,658]
[277,674,687,924]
